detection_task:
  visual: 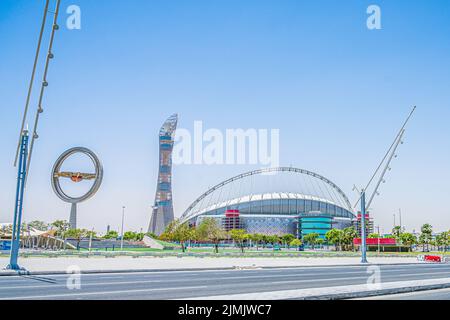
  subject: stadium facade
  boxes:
[180,167,355,239]
[148,114,178,236]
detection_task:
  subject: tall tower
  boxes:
[148,114,178,235]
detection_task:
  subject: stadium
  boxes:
[180,167,356,239]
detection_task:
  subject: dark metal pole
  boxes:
[8,131,29,270]
[361,190,368,263]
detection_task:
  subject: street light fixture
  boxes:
[120,206,125,250]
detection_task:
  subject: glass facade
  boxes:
[199,198,354,220]
[299,215,333,240]
[192,196,354,236]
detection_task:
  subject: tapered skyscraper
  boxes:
[148,114,178,235]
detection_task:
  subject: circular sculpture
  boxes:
[51,147,103,229]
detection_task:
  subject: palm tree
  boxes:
[435,231,450,252]
[420,224,433,252]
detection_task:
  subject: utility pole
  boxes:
[399,208,402,231]
[8,0,61,271]
[393,214,396,228]
[7,131,29,270]
[88,227,94,252]
[377,225,380,254]
[360,190,368,263]
[120,206,125,250]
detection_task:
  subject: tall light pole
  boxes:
[376,225,380,254]
[360,190,368,263]
[120,206,125,250]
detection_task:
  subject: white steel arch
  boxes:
[180,167,352,222]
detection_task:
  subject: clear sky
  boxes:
[0,0,449,234]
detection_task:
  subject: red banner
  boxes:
[353,238,396,245]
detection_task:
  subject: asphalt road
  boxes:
[1,264,450,300]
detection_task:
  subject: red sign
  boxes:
[424,255,442,263]
[353,238,396,245]
[225,209,239,217]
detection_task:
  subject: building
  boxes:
[180,167,355,238]
[299,212,333,240]
[353,213,374,236]
[148,114,178,236]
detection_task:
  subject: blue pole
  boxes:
[361,190,368,263]
[8,131,29,270]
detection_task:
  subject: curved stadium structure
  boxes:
[180,167,355,238]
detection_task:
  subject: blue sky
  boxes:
[0,0,449,234]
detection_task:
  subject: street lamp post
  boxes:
[377,225,381,254]
[120,206,125,250]
[360,190,368,263]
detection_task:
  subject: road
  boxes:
[1,264,450,300]
[358,287,450,300]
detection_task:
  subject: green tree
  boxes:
[123,231,137,241]
[196,218,227,253]
[303,233,319,249]
[265,235,281,250]
[435,231,450,252]
[325,229,343,251]
[51,220,70,237]
[27,220,49,231]
[399,232,417,251]
[290,238,303,251]
[146,232,158,239]
[368,233,380,239]
[342,227,358,251]
[248,233,264,250]
[63,229,89,250]
[316,238,325,249]
[160,219,193,252]
[103,230,119,239]
[281,234,295,249]
[419,224,433,252]
[229,229,249,253]
[392,226,403,239]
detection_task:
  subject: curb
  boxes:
[301,282,450,300]
[0,261,435,277]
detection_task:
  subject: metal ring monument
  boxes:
[51,147,103,229]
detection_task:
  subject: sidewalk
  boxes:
[0,256,421,275]
[186,277,450,300]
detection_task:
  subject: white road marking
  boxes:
[1,285,208,300]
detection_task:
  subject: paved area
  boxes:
[358,287,450,300]
[1,263,450,300]
[0,256,420,274]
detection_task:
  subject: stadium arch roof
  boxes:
[180,167,353,223]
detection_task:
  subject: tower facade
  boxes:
[148,114,178,235]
